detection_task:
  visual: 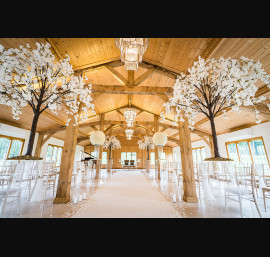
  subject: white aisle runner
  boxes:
[71,170,181,218]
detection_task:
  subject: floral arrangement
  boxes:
[161,56,270,159]
[0,42,95,157]
[138,136,155,160]
[90,131,105,146]
[153,132,168,146]
[103,135,121,159]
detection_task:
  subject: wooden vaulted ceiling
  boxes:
[0,38,270,148]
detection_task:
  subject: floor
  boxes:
[2,168,270,218]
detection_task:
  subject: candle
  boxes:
[82,193,87,200]
[172,194,176,202]
[73,196,78,204]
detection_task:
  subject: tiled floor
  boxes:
[2,168,270,218]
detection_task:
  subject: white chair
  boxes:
[42,161,58,198]
[198,162,216,201]
[0,161,26,217]
[224,163,261,218]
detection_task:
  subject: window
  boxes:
[102,152,107,164]
[160,152,166,160]
[91,151,98,159]
[121,152,137,162]
[0,134,24,160]
[192,147,206,166]
[46,144,63,166]
[150,152,155,165]
[226,137,270,175]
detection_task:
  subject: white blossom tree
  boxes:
[162,56,270,160]
[0,42,95,158]
[138,136,155,160]
[103,135,121,159]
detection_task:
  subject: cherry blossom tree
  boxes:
[138,136,155,160]
[162,56,270,160]
[103,135,121,159]
[0,42,95,158]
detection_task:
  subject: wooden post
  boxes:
[54,111,80,204]
[96,113,105,179]
[154,114,160,179]
[179,117,198,203]
[34,134,44,157]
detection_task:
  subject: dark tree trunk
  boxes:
[209,116,220,158]
[109,147,112,160]
[25,111,40,156]
[146,147,150,160]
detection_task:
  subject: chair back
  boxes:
[0,160,18,176]
[124,160,129,165]
[130,160,135,165]
[8,161,26,191]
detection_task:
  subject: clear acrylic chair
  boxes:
[198,162,216,201]
[0,160,18,189]
[42,161,58,198]
[0,161,26,217]
[224,163,261,218]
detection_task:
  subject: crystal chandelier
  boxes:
[126,129,134,140]
[115,38,149,71]
[124,108,137,127]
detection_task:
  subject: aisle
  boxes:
[71,170,181,218]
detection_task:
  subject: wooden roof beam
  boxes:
[91,84,173,96]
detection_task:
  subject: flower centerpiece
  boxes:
[138,136,155,160]
[0,42,95,160]
[103,135,121,159]
[161,56,270,161]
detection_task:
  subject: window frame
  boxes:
[192,146,206,164]
[0,134,25,159]
[225,136,270,169]
[46,144,63,167]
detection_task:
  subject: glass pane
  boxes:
[0,137,11,160]
[46,145,53,161]
[91,151,97,159]
[237,141,252,166]
[160,152,165,160]
[56,147,62,166]
[250,139,270,175]
[192,149,197,165]
[227,143,239,162]
[150,152,155,165]
[197,149,202,164]
[201,148,206,161]
[121,152,126,161]
[51,147,58,162]
[127,152,131,160]
[131,152,137,161]
[102,152,107,164]
[8,140,23,158]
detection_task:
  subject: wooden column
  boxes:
[96,113,105,179]
[154,114,160,179]
[54,113,80,204]
[179,117,198,203]
[34,134,44,157]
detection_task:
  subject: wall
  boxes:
[173,122,270,162]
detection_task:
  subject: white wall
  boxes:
[173,121,270,162]
[0,122,84,163]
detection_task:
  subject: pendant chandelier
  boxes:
[115,38,149,71]
[124,108,137,127]
[126,129,134,140]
